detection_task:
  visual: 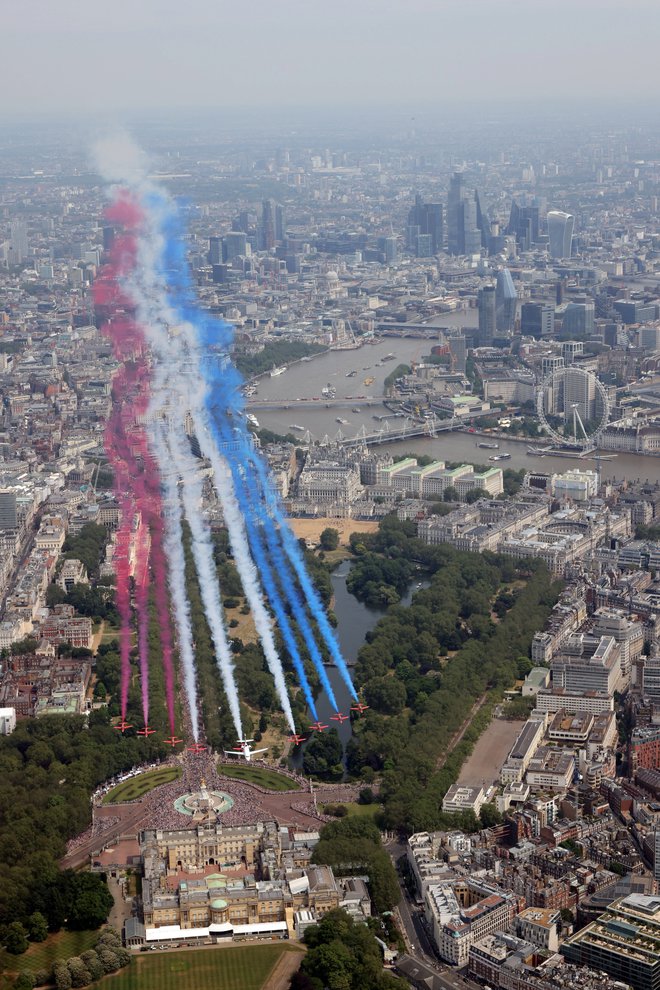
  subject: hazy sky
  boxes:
[3,0,659,116]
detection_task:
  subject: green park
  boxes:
[217,761,300,791]
[102,766,182,804]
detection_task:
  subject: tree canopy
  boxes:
[234,340,325,378]
[298,909,407,990]
[344,515,562,833]
[312,818,400,915]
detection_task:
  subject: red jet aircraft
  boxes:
[350,702,370,715]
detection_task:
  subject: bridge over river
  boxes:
[292,414,471,447]
[247,395,386,410]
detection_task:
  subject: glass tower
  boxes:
[547,210,575,259]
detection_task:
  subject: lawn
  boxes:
[97,944,298,990]
[102,766,182,804]
[0,929,98,985]
[217,762,300,791]
[101,619,122,644]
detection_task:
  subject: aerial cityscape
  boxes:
[2,5,660,990]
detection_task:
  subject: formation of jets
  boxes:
[112,700,369,756]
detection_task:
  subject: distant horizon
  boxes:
[1,96,659,121]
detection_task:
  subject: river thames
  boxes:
[251,338,660,485]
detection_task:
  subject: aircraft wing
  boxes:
[223,750,241,757]
[251,748,268,755]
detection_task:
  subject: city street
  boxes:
[385,839,479,990]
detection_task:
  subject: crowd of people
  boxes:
[136,752,273,829]
[67,749,369,859]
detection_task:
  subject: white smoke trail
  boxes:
[192,410,296,733]
[106,175,296,735]
[132,214,246,740]
[163,411,244,738]
[144,310,244,741]
[151,420,200,741]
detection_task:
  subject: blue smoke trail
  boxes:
[243,444,358,701]
[208,399,337,710]
[249,510,339,710]
[206,409,318,720]
[233,461,339,708]
[152,192,356,708]
[154,199,319,717]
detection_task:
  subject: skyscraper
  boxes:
[275,204,286,243]
[562,301,594,336]
[223,232,248,262]
[461,197,482,255]
[208,236,222,266]
[383,237,398,263]
[415,234,432,257]
[506,199,540,250]
[447,172,465,256]
[478,285,497,345]
[495,269,517,332]
[406,223,420,251]
[258,200,276,251]
[448,336,467,374]
[563,367,597,425]
[447,173,481,256]
[0,490,18,530]
[233,211,252,234]
[407,195,444,253]
[547,210,575,259]
[8,221,28,265]
[474,190,491,249]
[521,303,555,338]
[425,202,444,253]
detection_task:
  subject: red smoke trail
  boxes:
[118,361,177,734]
[114,495,134,718]
[134,512,151,723]
[93,191,176,733]
[94,221,143,721]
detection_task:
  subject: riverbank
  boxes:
[247,345,332,385]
